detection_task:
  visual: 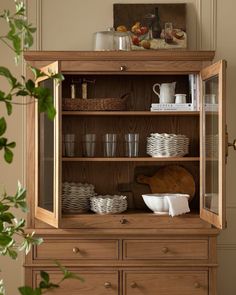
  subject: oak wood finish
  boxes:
[123,239,208,260]
[24,51,215,62]
[124,270,208,295]
[200,60,226,229]
[33,270,119,295]
[34,239,119,260]
[24,51,223,295]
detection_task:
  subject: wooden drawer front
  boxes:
[34,239,119,260]
[61,60,203,73]
[123,239,208,260]
[34,271,118,295]
[124,271,208,295]
[61,214,210,229]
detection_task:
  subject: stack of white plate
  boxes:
[146,133,189,157]
[62,182,95,213]
[205,134,218,158]
[90,195,127,215]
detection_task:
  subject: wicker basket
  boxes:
[62,182,95,213]
[62,94,129,111]
[90,195,127,215]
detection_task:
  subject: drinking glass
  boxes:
[164,22,173,44]
[64,134,75,157]
[103,133,117,157]
[125,133,139,157]
[83,134,96,157]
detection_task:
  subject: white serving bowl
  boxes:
[142,193,189,215]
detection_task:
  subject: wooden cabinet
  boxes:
[33,270,119,295]
[24,51,227,295]
[124,271,208,295]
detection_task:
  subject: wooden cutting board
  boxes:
[136,165,195,200]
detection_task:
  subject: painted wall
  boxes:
[0,1,25,294]
[0,0,235,294]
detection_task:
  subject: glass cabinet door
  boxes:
[35,62,61,228]
[200,60,226,229]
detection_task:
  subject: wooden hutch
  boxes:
[24,51,228,295]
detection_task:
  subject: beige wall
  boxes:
[1,0,235,294]
[0,1,25,294]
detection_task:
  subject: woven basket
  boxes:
[90,195,127,215]
[62,94,129,111]
[62,182,95,214]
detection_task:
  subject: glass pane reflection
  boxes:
[204,75,219,214]
[38,79,54,212]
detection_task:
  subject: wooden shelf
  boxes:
[62,111,200,116]
[62,157,200,162]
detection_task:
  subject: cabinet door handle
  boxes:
[130,281,137,288]
[104,282,112,288]
[228,139,236,150]
[194,282,201,288]
[161,247,169,254]
[120,218,128,224]
[120,65,127,71]
[72,247,80,253]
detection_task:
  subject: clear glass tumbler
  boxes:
[83,134,96,157]
[64,134,75,157]
[125,133,139,157]
[103,133,117,157]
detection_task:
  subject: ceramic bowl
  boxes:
[142,193,189,215]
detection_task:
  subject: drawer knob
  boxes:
[72,247,80,253]
[120,218,128,224]
[104,282,112,288]
[130,282,137,288]
[162,247,169,254]
[194,282,201,288]
[120,65,127,71]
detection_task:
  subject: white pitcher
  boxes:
[153,82,176,103]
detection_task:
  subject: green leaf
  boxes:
[30,67,46,79]
[0,137,7,148]
[0,118,7,136]
[16,90,29,96]
[0,204,10,212]
[24,31,33,48]
[6,141,16,148]
[4,147,13,164]
[5,101,12,115]
[46,103,56,120]
[7,248,17,259]
[25,79,35,92]
[40,271,49,283]
[0,67,17,88]
[18,286,41,295]
[0,212,14,223]
[0,235,12,246]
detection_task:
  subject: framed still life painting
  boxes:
[113,3,187,50]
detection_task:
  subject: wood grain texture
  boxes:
[124,271,208,295]
[33,270,119,295]
[60,212,210,229]
[123,239,208,260]
[24,51,215,62]
[136,165,196,198]
[34,239,119,260]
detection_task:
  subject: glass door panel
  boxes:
[35,62,61,228]
[200,60,226,229]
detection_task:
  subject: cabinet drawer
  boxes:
[61,60,203,73]
[124,271,208,295]
[123,239,208,260]
[34,270,118,295]
[34,239,119,260]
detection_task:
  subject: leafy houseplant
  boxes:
[0,1,82,294]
